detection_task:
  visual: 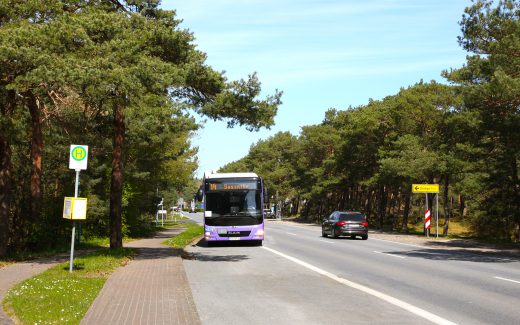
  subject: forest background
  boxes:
[0,0,281,256]
[0,0,518,258]
[220,0,520,242]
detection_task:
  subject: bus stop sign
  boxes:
[69,145,88,170]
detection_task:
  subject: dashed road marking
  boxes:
[319,240,335,244]
[374,250,406,259]
[494,276,520,285]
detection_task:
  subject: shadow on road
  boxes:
[381,248,519,263]
[181,238,257,262]
[193,238,262,248]
[184,252,249,262]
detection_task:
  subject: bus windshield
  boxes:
[205,189,262,226]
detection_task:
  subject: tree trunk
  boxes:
[392,190,401,231]
[339,189,345,210]
[0,134,12,257]
[377,184,386,229]
[459,195,467,218]
[401,186,411,232]
[27,92,43,222]
[0,89,16,257]
[511,157,520,242]
[442,174,452,236]
[110,101,125,249]
[293,195,300,215]
[365,189,373,220]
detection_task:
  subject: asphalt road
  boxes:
[183,216,520,325]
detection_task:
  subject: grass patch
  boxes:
[0,260,12,268]
[0,236,108,270]
[407,218,473,238]
[162,222,203,248]
[3,248,134,325]
[0,227,164,268]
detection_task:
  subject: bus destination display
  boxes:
[207,181,257,191]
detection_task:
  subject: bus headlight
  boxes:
[254,229,264,238]
[205,231,211,236]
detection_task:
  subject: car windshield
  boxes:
[338,213,365,222]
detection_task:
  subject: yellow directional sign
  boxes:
[412,184,439,193]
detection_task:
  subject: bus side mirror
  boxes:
[195,186,203,202]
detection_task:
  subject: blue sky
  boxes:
[161,0,470,177]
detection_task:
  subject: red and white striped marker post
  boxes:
[425,209,431,237]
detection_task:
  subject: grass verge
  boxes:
[3,248,134,325]
[0,260,11,268]
[406,218,472,238]
[162,222,204,248]
[0,225,168,269]
[0,237,108,270]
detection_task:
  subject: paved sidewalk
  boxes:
[0,254,73,324]
[81,228,201,325]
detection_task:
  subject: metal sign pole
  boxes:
[425,193,429,237]
[69,169,80,272]
[436,193,439,239]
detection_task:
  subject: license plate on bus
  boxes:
[217,229,227,234]
[229,237,240,241]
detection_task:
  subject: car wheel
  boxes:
[361,235,368,240]
[332,227,340,238]
[322,227,328,237]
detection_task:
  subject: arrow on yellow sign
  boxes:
[412,184,439,193]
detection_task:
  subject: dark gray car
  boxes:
[322,211,368,240]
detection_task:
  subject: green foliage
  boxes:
[445,0,520,241]
[220,131,298,214]
[199,73,282,131]
[221,0,520,241]
[0,0,281,255]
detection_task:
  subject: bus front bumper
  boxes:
[204,225,264,241]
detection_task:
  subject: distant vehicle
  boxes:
[196,172,267,245]
[263,209,273,219]
[322,211,368,240]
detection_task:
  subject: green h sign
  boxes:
[69,145,88,170]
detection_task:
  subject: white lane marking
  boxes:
[286,232,297,236]
[263,246,457,325]
[494,276,520,284]
[369,237,431,250]
[374,251,406,259]
[319,240,335,244]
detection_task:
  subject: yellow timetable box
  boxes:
[63,197,88,220]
